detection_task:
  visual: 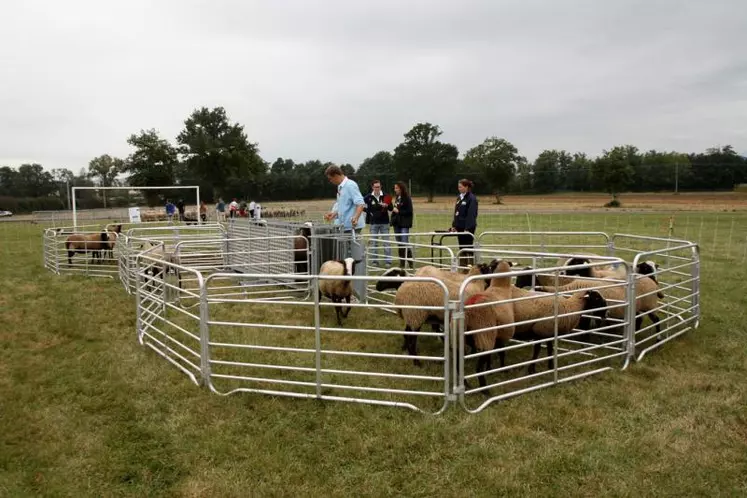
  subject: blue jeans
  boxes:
[369,224,392,265]
[394,227,410,245]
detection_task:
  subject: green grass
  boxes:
[2,212,747,497]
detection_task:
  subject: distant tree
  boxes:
[15,164,56,197]
[357,151,396,193]
[565,153,593,191]
[0,166,19,196]
[532,149,565,193]
[393,123,458,202]
[88,154,124,207]
[123,129,179,205]
[464,137,521,203]
[176,106,265,200]
[593,146,635,205]
[512,158,532,193]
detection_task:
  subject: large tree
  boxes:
[532,149,565,193]
[88,154,124,207]
[176,106,265,200]
[123,129,179,205]
[463,137,521,203]
[593,146,635,204]
[356,151,396,192]
[393,123,458,202]
[15,164,56,197]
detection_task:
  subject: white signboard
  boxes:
[128,207,141,223]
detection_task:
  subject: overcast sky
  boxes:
[1,0,746,173]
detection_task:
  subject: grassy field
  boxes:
[2,210,747,497]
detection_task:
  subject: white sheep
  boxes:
[319,257,360,326]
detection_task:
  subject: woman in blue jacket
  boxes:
[449,179,478,268]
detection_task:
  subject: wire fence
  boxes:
[2,210,746,264]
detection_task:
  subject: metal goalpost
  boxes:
[71,185,201,229]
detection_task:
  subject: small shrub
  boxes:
[604,199,622,208]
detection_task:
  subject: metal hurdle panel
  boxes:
[43,224,122,278]
[199,272,452,414]
[611,234,701,361]
[119,224,226,293]
[135,247,205,385]
[455,252,632,413]
[477,231,614,260]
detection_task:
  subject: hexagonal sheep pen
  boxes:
[43,223,700,413]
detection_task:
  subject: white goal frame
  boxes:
[71,185,201,229]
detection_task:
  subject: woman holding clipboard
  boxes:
[449,179,478,268]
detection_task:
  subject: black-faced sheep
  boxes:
[65,224,122,265]
[293,222,312,275]
[139,241,182,289]
[392,261,499,366]
[462,260,515,391]
[319,257,361,326]
[536,263,663,337]
[511,286,609,374]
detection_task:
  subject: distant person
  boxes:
[216,197,226,222]
[364,179,393,267]
[391,181,414,269]
[176,198,186,221]
[199,200,207,222]
[249,200,256,219]
[323,165,365,234]
[229,198,239,219]
[165,199,176,223]
[449,178,478,268]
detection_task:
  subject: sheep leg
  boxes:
[477,354,492,397]
[333,297,343,326]
[68,250,74,265]
[342,294,351,318]
[528,335,540,375]
[635,316,643,331]
[650,312,662,341]
[546,340,555,372]
[495,338,506,370]
[403,325,421,367]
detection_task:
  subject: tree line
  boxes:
[1,106,746,212]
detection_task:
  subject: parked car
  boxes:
[0,210,13,217]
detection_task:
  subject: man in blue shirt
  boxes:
[323,165,365,233]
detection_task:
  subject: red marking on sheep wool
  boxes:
[465,294,490,306]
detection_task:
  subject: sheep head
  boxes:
[343,257,362,276]
[580,289,608,328]
[562,257,593,277]
[636,260,660,283]
[375,267,408,292]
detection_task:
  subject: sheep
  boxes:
[102,224,123,261]
[393,261,500,366]
[319,257,361,326]
[462,260,515,391]
[293,222,313,275]
[65,224,122,265]
[375,259,502,292]
[510,286,609,374]
[561,256,628,280]
[513,253,622,289]
[536,263,663,338]
[139,240,182,289]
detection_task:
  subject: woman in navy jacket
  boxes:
[391,181,414,269]
[449,179,478,267]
